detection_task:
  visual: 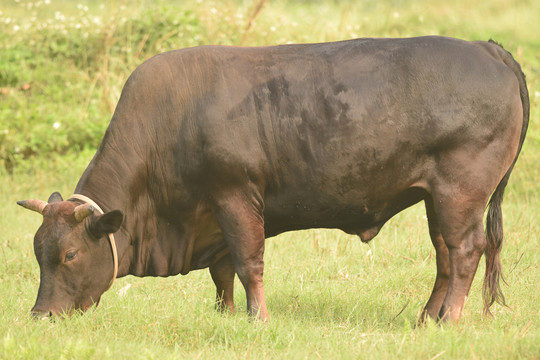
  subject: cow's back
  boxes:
[107,37,522,237]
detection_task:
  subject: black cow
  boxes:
[18,36,529,322]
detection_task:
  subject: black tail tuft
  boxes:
[482,40,529,315]
[483,179,508,315]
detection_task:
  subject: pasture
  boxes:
[1,0,539,358]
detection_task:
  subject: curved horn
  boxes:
[74,203,95,222]
[17,199,48,214]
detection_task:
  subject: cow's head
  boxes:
[17,192,123,318]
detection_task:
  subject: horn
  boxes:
[73,203,95,222]
[17,199,48,214]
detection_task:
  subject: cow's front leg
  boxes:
[209,252,236,313]
[214,192,268,321]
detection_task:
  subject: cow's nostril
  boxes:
[31,310,52,320]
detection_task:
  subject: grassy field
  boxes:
[1,0,539,359]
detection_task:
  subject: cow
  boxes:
[18,36,529,323]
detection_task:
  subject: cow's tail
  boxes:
[483,40,530,316]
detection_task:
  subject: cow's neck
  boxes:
[74,130,191,279]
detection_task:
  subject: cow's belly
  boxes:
[263,183,427,239]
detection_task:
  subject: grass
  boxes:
[1,0,539,359]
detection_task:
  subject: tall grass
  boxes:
[1,0,539,358]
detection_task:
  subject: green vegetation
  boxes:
[1,0,539,358]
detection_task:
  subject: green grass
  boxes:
[1,0,539,359]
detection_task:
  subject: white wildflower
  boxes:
[117,283,131,297]
[55,11,65,21]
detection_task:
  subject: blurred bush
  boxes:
[0,0,538,173]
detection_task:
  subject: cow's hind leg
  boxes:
[214,191,268,321]
[429,190,487,322]
[419,196,450,323]
[210,253,236,313]
[424,129,518,322]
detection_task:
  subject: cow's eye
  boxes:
[64,251,78,263]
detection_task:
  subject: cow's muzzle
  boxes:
[31,309,52,320]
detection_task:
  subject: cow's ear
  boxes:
[89,210,124,238]
[48,192,63,203]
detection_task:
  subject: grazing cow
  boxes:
[18,36,529,322]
